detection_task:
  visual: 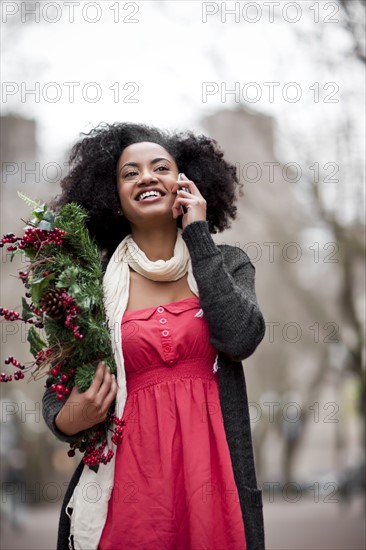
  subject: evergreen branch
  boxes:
[1,197,119,469]
[17,191,42,210]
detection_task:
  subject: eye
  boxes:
[155,165,169,172]
[124,170,139,178]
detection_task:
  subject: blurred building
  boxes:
[1,115,38,183]
[0,115,79,513]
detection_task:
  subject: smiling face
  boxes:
[116,141,180,228]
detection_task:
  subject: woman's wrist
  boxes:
[55,406,81,436]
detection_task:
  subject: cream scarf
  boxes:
[66,227,218,550]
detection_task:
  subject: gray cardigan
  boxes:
[42,220,266,550]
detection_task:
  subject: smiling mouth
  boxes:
[137,195,165,202]
[135,190,165,202]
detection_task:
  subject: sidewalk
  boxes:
[0,495,365,549]
[0,504,58,550]
[263,494,365,550]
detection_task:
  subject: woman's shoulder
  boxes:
[217,242,255,270]
[182,221,255,269]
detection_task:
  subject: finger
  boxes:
[174,180,200,196]
[97,367,113,400]
[171,199,183,219]
[175,196,196,207]
[90,361,106,391]
[97,375,117,419]
[176,180,192,190]
[69,383,81,397]
[105,375,118,405]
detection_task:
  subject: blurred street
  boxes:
[0,495,365,550]
[264,494,365,550]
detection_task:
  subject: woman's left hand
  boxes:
[171,173,207,230]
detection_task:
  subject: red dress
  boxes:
[99,296,247,550]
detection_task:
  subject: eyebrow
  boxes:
[119,157,171,172]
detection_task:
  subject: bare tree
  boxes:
[339,0,366,64]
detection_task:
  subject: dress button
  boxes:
[163,344,172,352]
[159,318,167,324]
[169,360,174,365]
[162,330,169,337]
[157,306,164,313]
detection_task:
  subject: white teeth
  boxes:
[137,190,163,201]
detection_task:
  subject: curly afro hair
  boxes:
[50,122,243,260]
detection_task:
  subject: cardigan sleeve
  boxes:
[42,375,87,444]
[181,220,266,362]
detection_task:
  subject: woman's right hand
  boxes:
[55,361,118,436]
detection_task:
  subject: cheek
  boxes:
[117,184,138,213]
[117,190,129,211]
[166,173,179,190]
[117,182,129,200]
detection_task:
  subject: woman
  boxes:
[42,122,266,550]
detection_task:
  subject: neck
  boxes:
[131,222,178,261]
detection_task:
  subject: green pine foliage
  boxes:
[37,203,116,391]
[2,194,120,469]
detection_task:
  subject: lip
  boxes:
[136,194,164,204]
[134,187,166,201]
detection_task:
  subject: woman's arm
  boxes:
[182,220,266,362]
[42,361,118,443]
[42,375,84,444]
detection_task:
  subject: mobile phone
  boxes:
[178,173,190,215]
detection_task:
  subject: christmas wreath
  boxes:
[0,193,124,472]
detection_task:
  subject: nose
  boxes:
[139,168,158,185]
